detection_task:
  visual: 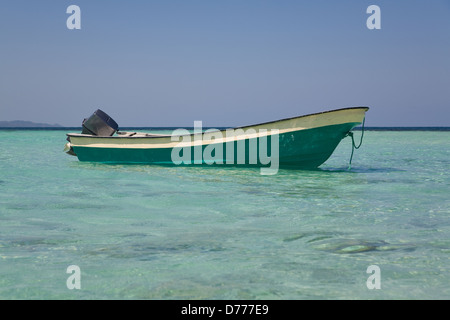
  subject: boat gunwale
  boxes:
[66,106,369,139]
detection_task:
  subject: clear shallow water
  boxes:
[0,129,449,299]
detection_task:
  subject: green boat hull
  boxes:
[71,122,358,168]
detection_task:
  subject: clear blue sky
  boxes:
[0,0,449,127]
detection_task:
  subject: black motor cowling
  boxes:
[81,109,119,136]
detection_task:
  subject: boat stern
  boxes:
[64,140,77,156]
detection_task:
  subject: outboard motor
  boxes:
[81,109,119,136]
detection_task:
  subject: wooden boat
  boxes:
[64,107,368,171]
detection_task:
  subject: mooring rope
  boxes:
[346,117,366,169]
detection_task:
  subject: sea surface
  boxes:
[0,129,449,300]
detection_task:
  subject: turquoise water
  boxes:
[0,129,449,300]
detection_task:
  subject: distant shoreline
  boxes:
[0,120,62,128]
[0,126,449,131]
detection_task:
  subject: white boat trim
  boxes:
[67,107,367,149]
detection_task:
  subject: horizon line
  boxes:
[1,126,450,131]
